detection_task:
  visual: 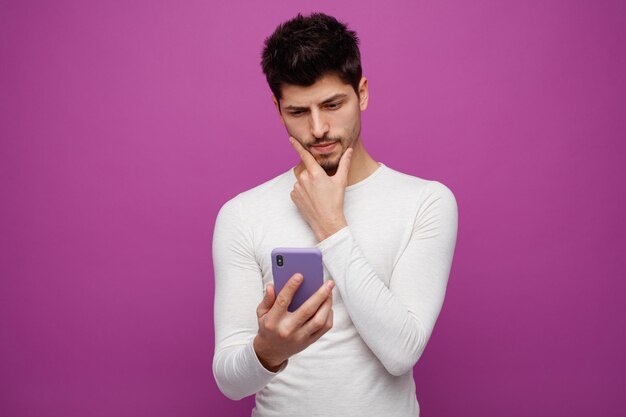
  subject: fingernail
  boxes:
[326,280,334,290]
[293,274,303,282]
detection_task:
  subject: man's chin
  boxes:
[318,158,340,174]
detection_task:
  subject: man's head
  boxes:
[261,12,368,175]
[261,12,362,103]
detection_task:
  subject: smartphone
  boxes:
[271,247,323,313]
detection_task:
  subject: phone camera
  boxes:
[276,255,283,267]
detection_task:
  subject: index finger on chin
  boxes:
[289,136,321,174]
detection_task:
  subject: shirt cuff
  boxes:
[248,338,289,376]
[315,225,351,252]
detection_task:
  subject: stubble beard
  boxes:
[316,141,344,175]
[309,127,360,176]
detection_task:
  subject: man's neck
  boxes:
[344,145,380,187]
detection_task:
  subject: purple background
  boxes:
[1,1,625,416]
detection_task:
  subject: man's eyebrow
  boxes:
[283,104,308,111]
[320,93,348,104]
[283,93,349,111]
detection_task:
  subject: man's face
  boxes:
[274,74,368,174]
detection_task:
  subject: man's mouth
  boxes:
[311,142,338,153]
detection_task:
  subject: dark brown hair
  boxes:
[261,12,362,105]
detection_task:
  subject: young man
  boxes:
[212,12,458,417]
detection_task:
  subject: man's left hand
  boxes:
[289,136,353,242]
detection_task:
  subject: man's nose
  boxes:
[310,110,329,139]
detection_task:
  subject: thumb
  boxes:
[257,283,275,318]
[336,147,353,184]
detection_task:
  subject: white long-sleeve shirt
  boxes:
[212,162,458,417]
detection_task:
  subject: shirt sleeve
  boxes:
[212,196,288,400]
[315,181,458,376]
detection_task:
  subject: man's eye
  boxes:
[289,111,305,116]
[326,102,341,109]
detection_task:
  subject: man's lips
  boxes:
[311,142,338,153]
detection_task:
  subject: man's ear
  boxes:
[271,95,285,125]
[358,77,369,111]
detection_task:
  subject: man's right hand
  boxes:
[253,273,334,372]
